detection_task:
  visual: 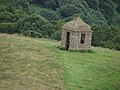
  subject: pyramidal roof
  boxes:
[62,17,91,31]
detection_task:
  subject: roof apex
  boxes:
[62,17,91,31]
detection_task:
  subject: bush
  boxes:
[43,0,60,10]
[51,31,61,41]
[22,30,42,38]
[17,14,54,38]
[0,12,19,23]
[92,25,120,51]
[40,9,60,21]
[58,4,80,18]
[86,0,99,10]
[32,0,60,10]
[50,19,64,40]
[16,0,30,10]
[0,23,17,34]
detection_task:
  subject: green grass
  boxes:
[0,34,64,90]
[0,34,120,90]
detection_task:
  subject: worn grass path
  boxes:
[0,34,120,90]
[56,47,120,90]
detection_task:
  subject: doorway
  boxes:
[66,32,70,50]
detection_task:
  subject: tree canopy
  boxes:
[0,0,120,50]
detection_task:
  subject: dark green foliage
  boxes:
[32,0,60,10]
[0,0,120,50]
[86,0,99,10]
[58,4,80,18]
[99,0,116,24]
[51,31,61,41]
[17,14,54,38]
[51,20,64,40]
[0,0,119,26]
[112,13,120,25]
[16,0,30,10]
[92,25,120,50]
[103,27,120,50]
[43,0,60,10]
[0,12,19,23]
[0,5,27,34]
[22,30,42,38]
[0,5,19,23]
[0,23,17,34]
[40,9,60,21]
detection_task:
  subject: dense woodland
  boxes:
[0,0,120,50]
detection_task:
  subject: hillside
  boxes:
[0,0,120,25]
[0,0,120,51]
[0,34,120,90]
[30,0,120,26]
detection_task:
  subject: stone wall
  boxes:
[61,29,92,51]
[61,29,67,49]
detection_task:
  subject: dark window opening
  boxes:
[81,33,85,44]
[66,32,70,50]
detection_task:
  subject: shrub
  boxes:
[0,23,17,34]
[40,9,60,21]
[92,25,120,51]
[86,0,99,10]
[58,4,80,18]
[16,0,30,10]
[51,31,61,41]
[22,30,43,38]
[17,14,54,38]
[0,12,19,23]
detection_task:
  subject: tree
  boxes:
[40,9,60,21]
[86,0,99,10]
[16,0,30,10]
[17,14,54,38]
[58,4,80,18]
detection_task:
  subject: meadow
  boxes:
[0,34,120,90]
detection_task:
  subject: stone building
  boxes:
[61,17,92,51]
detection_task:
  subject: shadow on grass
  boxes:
[56,46,95,54]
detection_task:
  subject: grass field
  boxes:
[0,34,120,90]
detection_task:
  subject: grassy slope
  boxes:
[0,34,120,90]
[0,34,64,90]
